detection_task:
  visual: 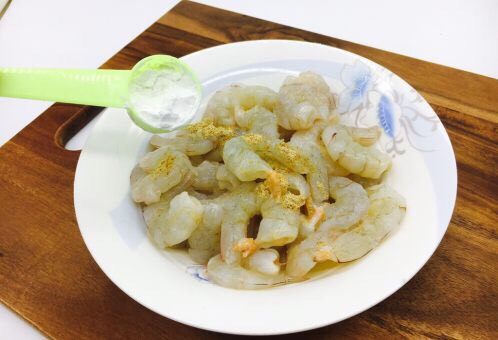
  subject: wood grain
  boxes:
[0,1,497,338]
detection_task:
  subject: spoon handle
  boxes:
[0,67,130,108]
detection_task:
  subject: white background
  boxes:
[0,0,496,338]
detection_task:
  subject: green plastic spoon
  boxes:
[0,55,202,133]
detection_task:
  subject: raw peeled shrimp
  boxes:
[218,183,261,264]
[319,176,369,231]
[131,147,195,204]
[241,133,313,175]
[223,136,273,181]
[290,121,349,203]
[347,173,384,189]
[142,169,195,221]
[188,202,223,264]
[146,192,203,248]
[275,72,337,130]
[286,230,329,278]
[321,124,391,179]
[216,164,241,191]
[298,204,324,239]
[286,183,405,278]
[186,189,211,201]
[192,160,221,192]
[285,172,310,198]
[204,84,277,126]
[348,126,381,146]
[235,105,279,139]
[255,198,301,248]
[150,130,214,156]
[207,255,288,290]
[328,184,406,262]
[232,178,306,257]
[290,123,330,202]
[204,146,223,162]
[223,135,311,194]
[245,249,281,276]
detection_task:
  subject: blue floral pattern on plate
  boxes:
[186,265,210,283]
[337,60,374,114]
[378,95,395,138]
[336,59,439,155]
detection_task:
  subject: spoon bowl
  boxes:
[127,55,202,133]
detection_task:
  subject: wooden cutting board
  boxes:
[0,1,497,338]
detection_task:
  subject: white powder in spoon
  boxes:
[128,67,200,130]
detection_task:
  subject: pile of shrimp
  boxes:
[130,72,406,289]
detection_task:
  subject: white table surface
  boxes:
[0,0,496,338]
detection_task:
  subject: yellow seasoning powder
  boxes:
[186,119,235,143]
[281,192,306,210]
[273,140,315,173]
[150,154,175,178]
[242,133,266,147]
[256,171,305,211]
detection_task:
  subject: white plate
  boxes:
[74,40,457,335]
